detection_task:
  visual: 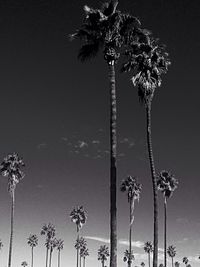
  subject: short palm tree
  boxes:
[123,249,134,265]
[0,152,25,267]
[122,36,171,267]
[70,206,87,267]
[141,262,145,267]
[157,170,178,267]
[75,237,87,267]
[167,245,176,267]
[21,261,28,267]
[121,176,142,267]
[174,261,180,267]
[0,239,3,251]
[41,223,56,267]
[144,241,153,267]
[183,257,188,265]
[27,234,38,267]
[80,246,89,267]
[48,238,57,267]
[98,245,110,267]
[70,3,149,267]
[56,239,64,267]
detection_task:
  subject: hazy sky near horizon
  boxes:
[0,0,200,267]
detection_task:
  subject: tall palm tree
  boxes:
[48,238,57,267]
[21,261,28,267]
[0,152,25,267]
[98,245,110,267]
[70,4,148,267]
[123,249,134,265]
[80,246,89,267]
[121,176,142,267]
[70,206,87,267]
[27,234,38,267]
[157,171,178,267]
[56,239,64,267]
[75,237,87,267]
[122,37,171,267]
[167,245,176,267]
[41,223,56,267]
[183,257,188,266]
[144,241,153,267]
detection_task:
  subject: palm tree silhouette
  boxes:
[27,234,38,267]
[98,245,110,267]
[167,245,176,267]
[144,241,153,267]
[75,237,87,267]
[80,246,89,267]
[21,261,28,267]
[121,176,142,267]
[70,3,147,266]
[183,257,189,266]
[0,152,25,267]
[122,36,171,267]
[70,206,87,267]
[141,262,145,267]
[123,249,134,265]
[41,223,56,267]
[157,170,178,267]
[174,261,180,267]
[56,239,64,267]
[48,238,57,267]
[0,239,3,251]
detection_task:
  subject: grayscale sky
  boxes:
[0,0,199,266]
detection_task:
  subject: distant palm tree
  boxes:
[70,3,148,267]
[123,249,134,265]
[0,239,3,251]
[98,245,110,267]
[174,261,180,267]
[141,262,145,267]
[167,245,176,267]
[80,246,89,267]
[56,239,64,267]
[21,261,28,267]
[144,241,153,267]
[157,171,178,267]
[27,234,38,267]
[0,153,25,267]
[75,237,87,267]
[70,206,87,267]
[121,176,142,267]
[183,257,189,266]
[122,36,171,267]
[159,264,164,267]
[48,238,57,267]
[41,223,56,267]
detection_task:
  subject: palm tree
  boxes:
[159,264,164,267]
[123,249,134,265]
[70,4,148,267]
[174,261,180,267]
[27,234,38,267]
[0,152,25,267]
[70,206,87,267]
[0,239,3,251]
[122,36,171,267]
[98,245,110,267]
[167,245,176,267]
[41,223,56,267]
[141,262,145,267]
[75,237,87,267]
[144,241,153,267]
[121,176,142,267]
[183,257,188,266]
[21,261,28,267]
[157,171,178,267]
[80,246,89,267]
[48,238,57,267]
[56,239,64,267]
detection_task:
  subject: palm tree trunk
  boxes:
[83,257,85,267]
[49,249,52,267]
[148,252,151,267]
[31,247,34,267]
[146,103,158,267]
[172,257,174,267]
[102,260,105,267]
[80,254,82,267]
[77,227,79,267]
[58,250,60,267]
[109,61,117,267]
[128,199,134,267]
[46,247,49,267]
[8,189,15,267]
[164,197,167,267]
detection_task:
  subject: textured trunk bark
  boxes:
[128,199,134,267]
[146,103,158,267]
[109,61,117,267]
[164,197,167,267]
[31,247,33,267]
[8,190,15,267]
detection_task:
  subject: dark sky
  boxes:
[0,0,199,266]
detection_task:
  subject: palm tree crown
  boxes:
[27,234,38,248]
[70,206,87,231]
[41,223,56,241]
[75,237,87,250]
[123,249,134,263]
[98,245,110,262]
[0,239,3,250]
[21,261,28,267]
[167,245,176,258]
[120,176,142,202]
[183,257,189,265]
[56,239,64,251]
[0,152,25,194]
[157,170,178,198]
[144,241,153,254]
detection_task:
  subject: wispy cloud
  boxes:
[78,141,88,148]
[37,143,47,149]
[119,240,144,248]
[84,236,110,244]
